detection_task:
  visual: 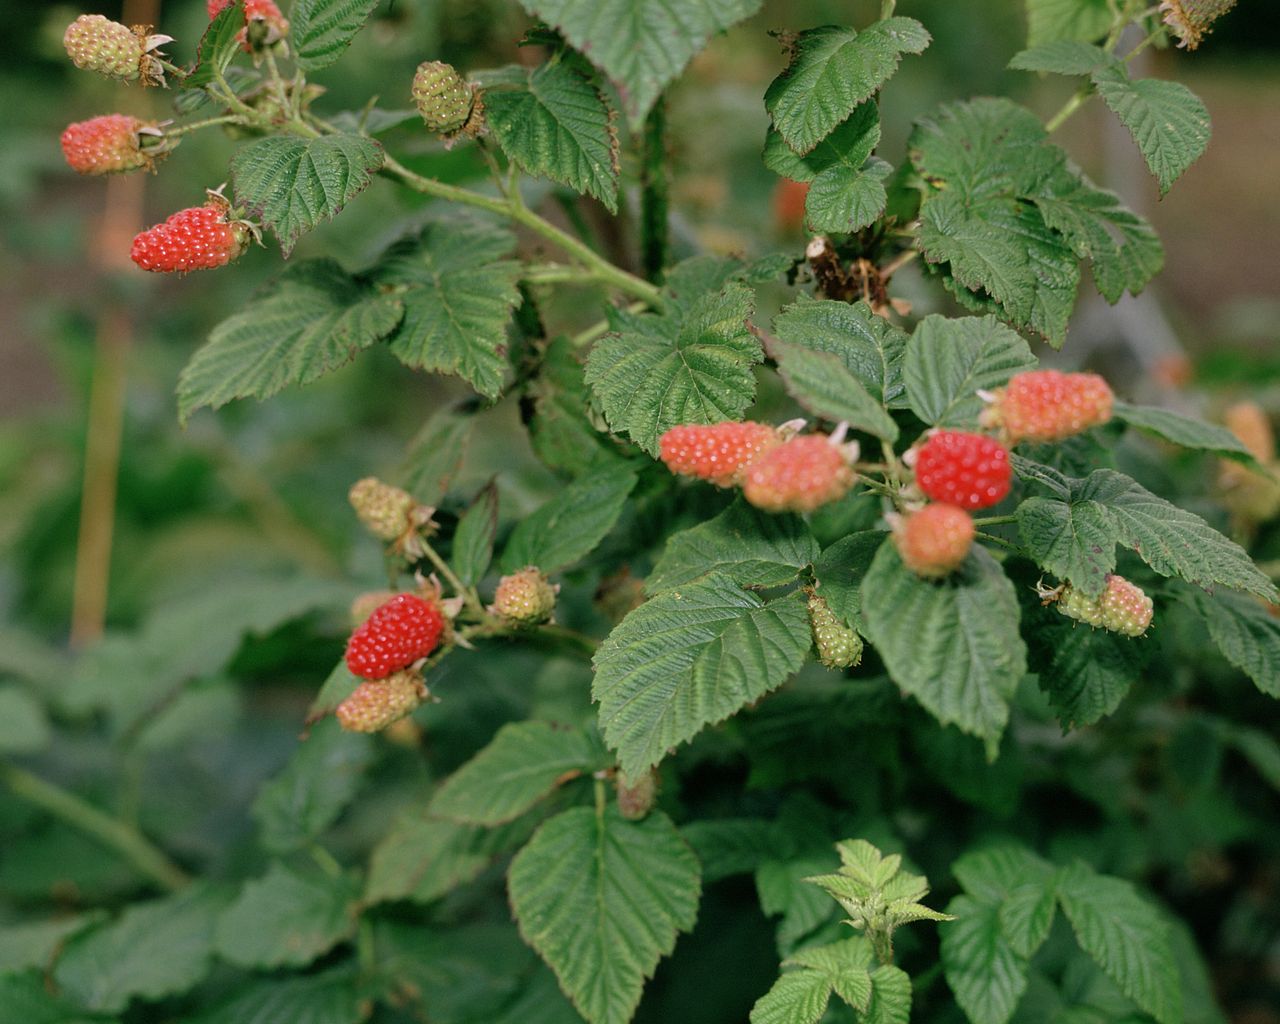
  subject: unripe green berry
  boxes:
[1055,575,1153,637]
[808,593,862,670]
[336,670,428,733]
[349,477,418,541]
[412,61,477,135]
[493,567,557,625]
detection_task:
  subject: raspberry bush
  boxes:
[5,1,1279,1022]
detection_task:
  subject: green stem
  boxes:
[522,263,612,287]
[418,537,486,617]
[262,48,291,113]
[1045,84,1093,134]
[532,623,598,659]
[972,514,1017,527]
[571,302,646,347]
[156,57,189,80]
[0,761,189,892]
[212,65,256,118]
[166,114,243,137]
[640,99,670,284]
[976,530,1021,553]
[310,842,343,879]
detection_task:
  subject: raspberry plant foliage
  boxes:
[12,1,1280,1023]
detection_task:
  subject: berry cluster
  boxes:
[130,196,253,273]
[1054,575,1154,637]
[983,369,1114,444]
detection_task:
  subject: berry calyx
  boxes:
[349,477,418,542]
[209,0,289,51]
[893,503,975,578]
[807,593,863,669]
[913,431,1011,510]
[982,370,1114,444]
[336,670,428,733]
[345,593,447,679]
[492,567,558,625]
[659,421,779,487]
[130,194,254,273]
[63,14,169,86]
[1160,0,1237,50]
[61,115,163,176]
[743,433,855,513]
[412,61,484,139]
[1053,575,1154,637]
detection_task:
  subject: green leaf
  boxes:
[1008,41,1112,75]
[528,337,628,476]
[1001,884,1060,960]
[681,818,775,882]
[452,483,499,587]
[903,314,1037,427]
[750,969,833,1024]
[789,938,875,1010]
[594,577,812,776]
[429,721,608,826]
[1091,64,1211,196]
[182,2,244,92]
[1113,402,1259,468]
[0,913,104,973]
[1179,587,1280,698]
[771,296,908,408]
[950,846,1058,959]
[194,967,363,1024]
[376,219,523,399]
[910,98,1050,200]
[308,660,360,720]
[365,814,528,904]
[1032,614,1148,726]
[1056,862,1183,1024]
[1024,0,1112,47]
[291,0,383,71]
[0,972,98,1024]
[231,134,384,256]
[399,405,475,504]
[763,103,879,183]
[215,863,359,969]
[1218,724,1280,791]
[500,465,636,573]
[487,60,620,212]
[518,0,764,128]
[251,718,373,853]
[177,260,403,423]
[647,499,820,594]
[0,686,50,754]
[508,806,701,1024]
[53,885,229,1014]
[769,340,899,441]
[941,895,1029,1024]
[585,283,760,456]
[764,19,931,155]
[1015,463,1277,601]
[861,543,1027,750]
[812,530,886,631]
[757,852,842,951]
[866,965,912,1024]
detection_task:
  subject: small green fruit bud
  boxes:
[412,61,478,135]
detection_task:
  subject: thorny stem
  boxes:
[0,761,190,892]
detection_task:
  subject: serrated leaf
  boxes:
[291,0,382,71]
[365,814,529,904]
[1113,402,1259,467]
[1091,65,1211,196]
[1025,0,1112,47]
[182,2,243,92]
[910,98,1051,200]
[952,845,1056,902]
[376,220,522,398]
[812,530,886,631]
[1001,883,1059,960]
[500,465,636,573]
[866,964,912,1024]
[903,314,1037,427]
[528,337,627,476]
[508,806,701,1024]
[0,686,50,754]
[647,499,819,594]
[585,283,761,456]
[53,885,229,1014]
[215,863,358,969]
[941,895,1029,1024]
[862,543,1026,750]
[0,972,95,1024]
[681,818,775,882]
[231,134,384,256]
[771,297,908,407]
[763,103,880,183]
[758,853,841,951]
[487,60,619,212]
[0,913,104,973]
[400,406,475,504]
[750,969,833,1024]
[765,20,931,155]
[1015,464,1276,601]
[194,967,363,1024]
[1009,41,1112,75]
[251,717,373,853]
[452,483,499,586]
[1179,587,1280,698]
[769,340,899,441]
[1031,614,1148,726]
[177,260,403,423]
[1056,862,1183,1024]
[429,721,608,826]
[593,575,812,776]
[518,0,764,128]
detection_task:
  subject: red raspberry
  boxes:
[743,434,855,513]
[130,197,252,273]
[659,421,779,487]
[61,115,157,176]
[985,370,1114,443]
[345,593,447,679]
[893,503,975,578]
[63,14,167,86]
[773,178,810,234]
[207,0,232,14]
[913,431,1011,510]
[492,567,558,625]
[336,670,428,733]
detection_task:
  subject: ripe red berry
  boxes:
[61,115,157,176]
[743,434,855,513]
[986,370,1114,443]
[893,503,975,578]
[773,178,810,234]
[659,421,779,487]
[913,431,1011,510]
[336,670,428,733]
[130,197,252,274]
[345,593,447,679]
